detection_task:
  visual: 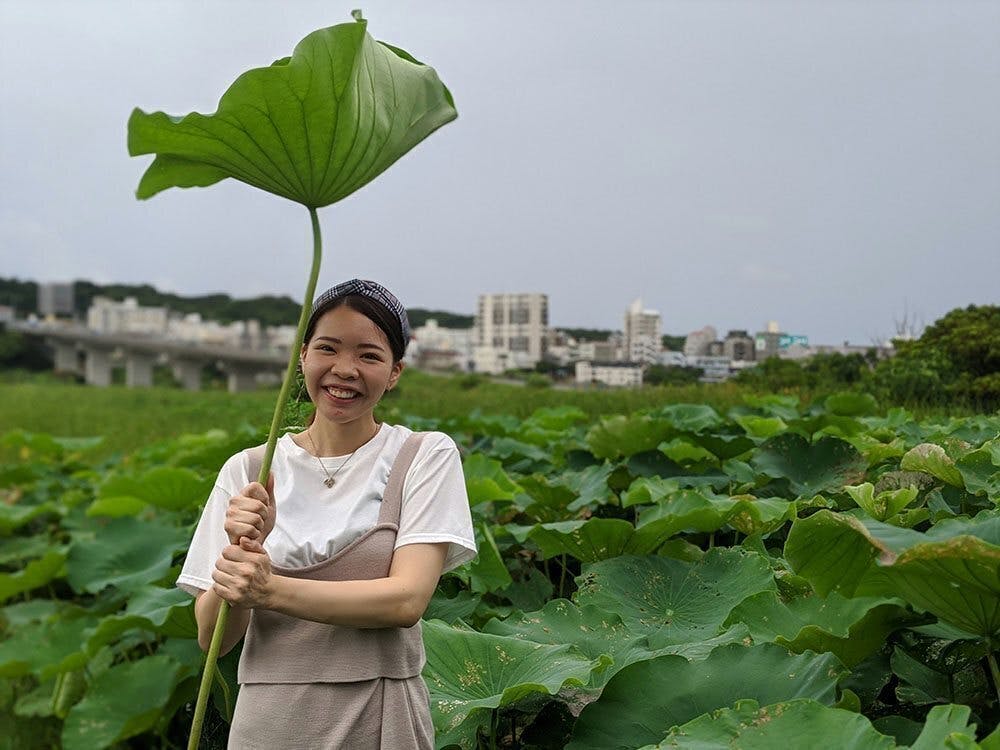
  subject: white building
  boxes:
[576,360,643,387]
[38,283,75,318]
[474,293,548,373]
[624,298,662,364]
[409,319,474,371]
[683,325,718,357]
[87,296,168,336]
[688,355,733,383]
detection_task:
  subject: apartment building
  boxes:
[624,298,662,364]
[473,293,548,373]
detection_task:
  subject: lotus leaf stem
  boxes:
[988,650,1000,708]
[188,206,324,750]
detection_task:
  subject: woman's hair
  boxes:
[304,294,407,363]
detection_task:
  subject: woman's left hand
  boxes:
[211,537,273,609]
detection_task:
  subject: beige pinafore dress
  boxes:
[227,433,435,749]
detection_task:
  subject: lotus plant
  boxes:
[127,11,456,747]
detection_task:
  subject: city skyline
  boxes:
[2,2,997,346]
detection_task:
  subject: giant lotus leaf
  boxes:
[128,13,457,207]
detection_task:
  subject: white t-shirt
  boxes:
[177,424,477,596]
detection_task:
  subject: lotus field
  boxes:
[2,393,999,748]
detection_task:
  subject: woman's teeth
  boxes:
[326,387,359,399]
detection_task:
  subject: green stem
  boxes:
[187,205,324,750]
[988,650,1000,708]
[558,553,568,600]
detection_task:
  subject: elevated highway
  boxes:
[11,321,289,392]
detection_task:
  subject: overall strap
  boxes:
[378,432,426,525]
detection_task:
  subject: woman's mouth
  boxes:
[324,386,361,400]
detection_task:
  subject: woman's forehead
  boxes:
[312,305,389,345]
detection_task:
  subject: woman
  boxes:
[177,279,478,749]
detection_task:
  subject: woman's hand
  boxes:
[212,537,274,610]
[224,473,275,545]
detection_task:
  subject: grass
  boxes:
[0,370,768,457]
[0,368,978,460]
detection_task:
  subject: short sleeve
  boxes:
[176,453,247,596]
[395,433,477,573]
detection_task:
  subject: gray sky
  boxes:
[1,0,998,344]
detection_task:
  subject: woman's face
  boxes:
[300,304,403,428]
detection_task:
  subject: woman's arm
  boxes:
[212,539,449,628]
[193,587,252,655]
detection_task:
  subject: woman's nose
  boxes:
[330,356,358,378]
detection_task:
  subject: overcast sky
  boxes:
[1,0,997,344]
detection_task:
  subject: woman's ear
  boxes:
[386,360,404,392]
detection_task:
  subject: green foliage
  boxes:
[128,13,456,208]
[643,364,703,386]
[3,395,1000,747]
[876,305,1000,408]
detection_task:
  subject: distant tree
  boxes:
[873,304,1000,407]
[0,277,39,315]
[407,308,474,329]
[803,352,870,389]
[661,334,685,351]
[644,364,703,386]
[734,357,808,390]
[558,327,615,342]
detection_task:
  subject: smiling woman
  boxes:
[177,280,477,748]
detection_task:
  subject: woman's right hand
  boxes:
[224,473,275,546]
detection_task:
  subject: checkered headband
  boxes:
[308,279,410,347]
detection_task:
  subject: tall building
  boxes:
[624,298,662,364]
[683,325,718,357]
[723,330,755,362]
[37,282,75,318]
[473,293,548,373]
[87,296,168,336]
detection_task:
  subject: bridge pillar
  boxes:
[51,341,81,375]
[125,352,155,388]
[226,366,258,393]
[172,360,203,391]
[84,348,113,387]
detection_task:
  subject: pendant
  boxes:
[324,477,335,488]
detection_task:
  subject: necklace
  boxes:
[304,426,376,488]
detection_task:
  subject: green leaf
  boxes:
[128,15,457,207]
[786,511,1000,638]
[586,415,673,459]
[883,535,1000,638]
[735,414,788,439]
[424,589,479,625]
[484,599,748,689]
[0,501,60,534]
[512,518,634,563]
[655,404,723,433]
[463,453,521,505]
[463,523,512,594]
[907,704,979,750]
[844,482,920,522]
[97,466,212,512]
[640,699,894,750]
[725,591,914,667]
[825,391,880,417]
[0,549,66,603]
[422,619,603,749]
[900,443,965,488]
[0,616,97,679]
[86,586,198,652]
[784,510,919,597]
[67,517,190,594]
[752,434,866,496]
[567,645,846,750]
[61,654,194,750]
[957,438,1000,499]
[574,549,777,647]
